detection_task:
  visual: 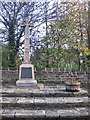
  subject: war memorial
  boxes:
[0,17,89,120]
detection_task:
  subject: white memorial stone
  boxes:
[16,18,37,86]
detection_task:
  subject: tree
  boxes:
[1,1,89,69]
[36,2,88,70]
[0,2,35,67]
[1,44,9,68]
[85,1,90,67]
[0,1,56,67]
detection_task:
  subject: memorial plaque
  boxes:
[21,67,32,78]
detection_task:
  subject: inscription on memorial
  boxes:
[21,67,32,78]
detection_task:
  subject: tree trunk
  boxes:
[8,20,16,67]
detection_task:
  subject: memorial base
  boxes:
[16,63,37,87]
[16,79,37,86]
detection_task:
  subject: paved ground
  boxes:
[0,85,89,120]
[0,84,88,97]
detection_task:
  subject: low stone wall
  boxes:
[2,68,89,86]
[36,68,89,84]
[2,70,19,84]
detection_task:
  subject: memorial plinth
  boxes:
[16,64,37,86]
[16,18,37,86]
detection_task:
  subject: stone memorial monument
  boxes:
[16,18,37,86]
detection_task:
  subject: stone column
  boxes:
[24,18,30,64]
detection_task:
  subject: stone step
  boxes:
[1,107,89,119]
[1,86,88,97]
[1,97,89,109]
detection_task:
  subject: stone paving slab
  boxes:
[1,86,88,97]
[75,107,89,116]
[0,109,3,115]
[45,97,64,104]
[0,97,90,103]
[1,85,87,93]
[45,109,59,117]
[1,96,89,110]
[1,97,89,104]
[15,109,45,118]
[63,97,89,103]
[17,97,34,104]
[2,109,15,118]
[1,107,89,118]
[58,109,83,117]
[34,97,46,104]
[2,97,18,103]
[0,97,2,102]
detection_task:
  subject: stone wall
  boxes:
[2,70,19,85]
[35,68,88,84]
[2,68,89,86]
